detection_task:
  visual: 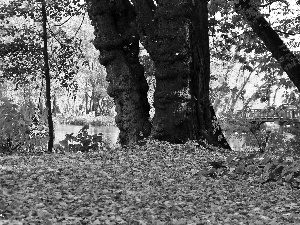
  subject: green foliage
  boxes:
[0,97,48,154]
[210,1,300,116]
[54,124,108,153]
[80,62,113,116]
[0,0,84,90]
[0,97,30,153]
[203,152,300,189]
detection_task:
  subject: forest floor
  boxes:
[0,140,300,225]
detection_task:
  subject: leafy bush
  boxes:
[0,97,48,154]
[202,152,300,189]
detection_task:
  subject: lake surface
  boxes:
[227,134,248,151]
[54,124,245,150]
[53,124,257,150]
[54,123,290,151]
[54,124,119,147]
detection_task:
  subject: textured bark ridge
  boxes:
[235,0,300,92]
[86,0,151,146]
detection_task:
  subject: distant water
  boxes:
[227,122,294,151]
[227,134,247,151]
[54,124,119,146]
[54,123,292,151]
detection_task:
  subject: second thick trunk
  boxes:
[134,0,230,148]
[86,0,151,146]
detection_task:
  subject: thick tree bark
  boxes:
[235,0,300,92]
[191,0,230,149]
[86,0,151,146]
[132,0,230,148]
[41,0,54,153]
[133,0,199,143]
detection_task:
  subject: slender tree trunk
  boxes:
[52,95,57,116]
[235,0,300,92]
[86,0,152,146]
[89,95,92,113]
[0,83,3,98]
[85,92,89,114]
[91,88,95,111]
[41,0,54,153]
[38,79,44,115]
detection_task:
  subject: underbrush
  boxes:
[0,97,114,156]
[0,124,112,156]
[0,140,300,224]
[53,124,112,154]
[0,97,48,154]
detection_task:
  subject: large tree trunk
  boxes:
[132,0,230,148]
[191,0,230,149]
[133,0,196,143]
[235,0,300,92]
[86,0,151,145]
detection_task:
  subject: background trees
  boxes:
[0,0,115,152]
[235,0,300,92]
[1,0,300,150]
[86,0,300,147]
[210,0,300,124]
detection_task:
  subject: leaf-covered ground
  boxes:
[0,140,300,225]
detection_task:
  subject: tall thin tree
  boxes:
[41,0,54,153]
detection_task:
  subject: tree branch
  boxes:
[257,0,286,7]
[72,14,85,39]
[242,80,268,110]
[53,4,85,26]
[274,30,297,36]
[235,0,300,93]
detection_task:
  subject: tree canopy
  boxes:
[1,0,300,150]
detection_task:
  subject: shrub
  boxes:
[54,124,109,153]
[202,151,300,189]
[0,97,48,154]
